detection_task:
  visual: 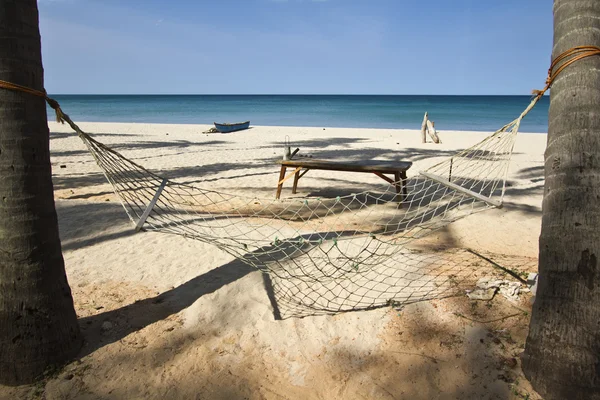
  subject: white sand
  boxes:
[3,122,546,399]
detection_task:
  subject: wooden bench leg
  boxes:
[292,169,300,194]
[394,171,401,196]
[276,166,286,199]
[393,171,404,208]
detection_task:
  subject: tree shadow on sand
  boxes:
[77,258,255,358]
[21,290,538,399]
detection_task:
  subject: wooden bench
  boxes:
[275,159,413,200]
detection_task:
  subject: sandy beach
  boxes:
[3,122,546,399]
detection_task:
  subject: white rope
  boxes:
[68,95,540,317]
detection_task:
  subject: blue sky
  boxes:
[37,0,552,95]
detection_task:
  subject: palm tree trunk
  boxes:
[522,1,600,399]
[0,0,82,385]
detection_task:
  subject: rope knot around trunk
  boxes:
[532,45,600,99]
[0,79,66,124]
[0,79,87,136]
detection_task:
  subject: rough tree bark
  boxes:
[522,1,600,399]
[0,0,82,385]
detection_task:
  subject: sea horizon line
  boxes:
[48,93,546,97]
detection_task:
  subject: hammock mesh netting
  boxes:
[62,96,540,317]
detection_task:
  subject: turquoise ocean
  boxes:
[48,95,549,133]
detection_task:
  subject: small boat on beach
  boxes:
[213,121,250,133]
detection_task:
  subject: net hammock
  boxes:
[52,95,542,317]
[3,45,598,318]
